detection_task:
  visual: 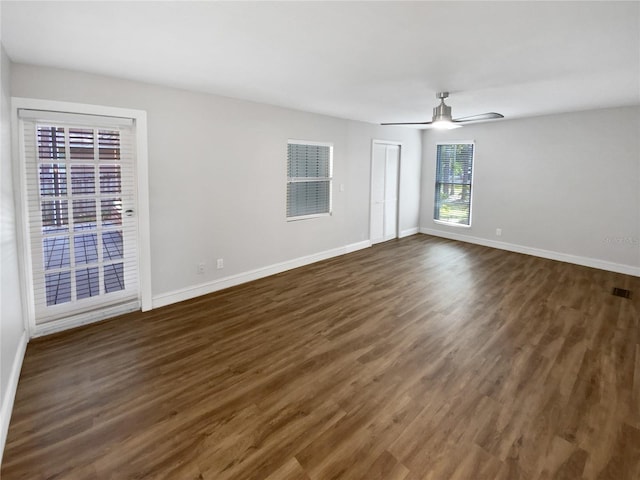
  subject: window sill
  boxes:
[287,213,332,222]
[433,220,472,228]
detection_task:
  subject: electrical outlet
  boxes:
[216,258,224,269]
[496,228,502,237]
[197,262,205,274]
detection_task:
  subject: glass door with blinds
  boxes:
[20,112,139,325]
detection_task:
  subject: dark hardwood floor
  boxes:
[2,234,639,479]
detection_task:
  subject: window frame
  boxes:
[286,139,333,221]
[433,141,475,227]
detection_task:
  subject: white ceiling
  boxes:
[2,1,639,126]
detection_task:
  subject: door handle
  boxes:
[125,209,135,217]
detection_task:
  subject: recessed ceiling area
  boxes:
[1,1,639,125]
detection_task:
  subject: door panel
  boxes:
[370,144,386,244]
[384,145,399,240]
[371,143,400,244]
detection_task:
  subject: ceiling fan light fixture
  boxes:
[431,120,462,130]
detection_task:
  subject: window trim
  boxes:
[286,139,333,221]
[433,141,475,228]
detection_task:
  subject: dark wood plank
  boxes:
[2,234,639,479]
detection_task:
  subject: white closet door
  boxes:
[370,143,386,244]
[384,145,399,240]
[370,142,400,245]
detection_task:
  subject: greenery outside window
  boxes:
[434,142,474,225]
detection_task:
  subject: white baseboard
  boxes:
[343,240,371,255]
[420,228,640,277]
[152,240,372,308]
[0,330,28,466]
[399,227,419,238]
[31,300,141,338]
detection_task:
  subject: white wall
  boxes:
[1,45,26,463]
[10,63,422,302]
[421,107,640,274]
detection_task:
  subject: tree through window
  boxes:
[434,143,474,225]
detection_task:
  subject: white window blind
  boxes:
[434,142,474,225]
[20,110,139,324]
[287,140,333,220]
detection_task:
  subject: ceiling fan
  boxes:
[382,92,504,129]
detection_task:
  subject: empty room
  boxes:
[1,1,639,479]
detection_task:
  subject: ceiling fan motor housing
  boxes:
[433,99,453,123]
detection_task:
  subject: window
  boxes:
[287,140,333,220]
[434,142,474,225]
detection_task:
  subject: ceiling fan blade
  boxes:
[381,121,433,126]
[453,112,504,123]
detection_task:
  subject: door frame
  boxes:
[11,97,152,337]
[369,139,403,244]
